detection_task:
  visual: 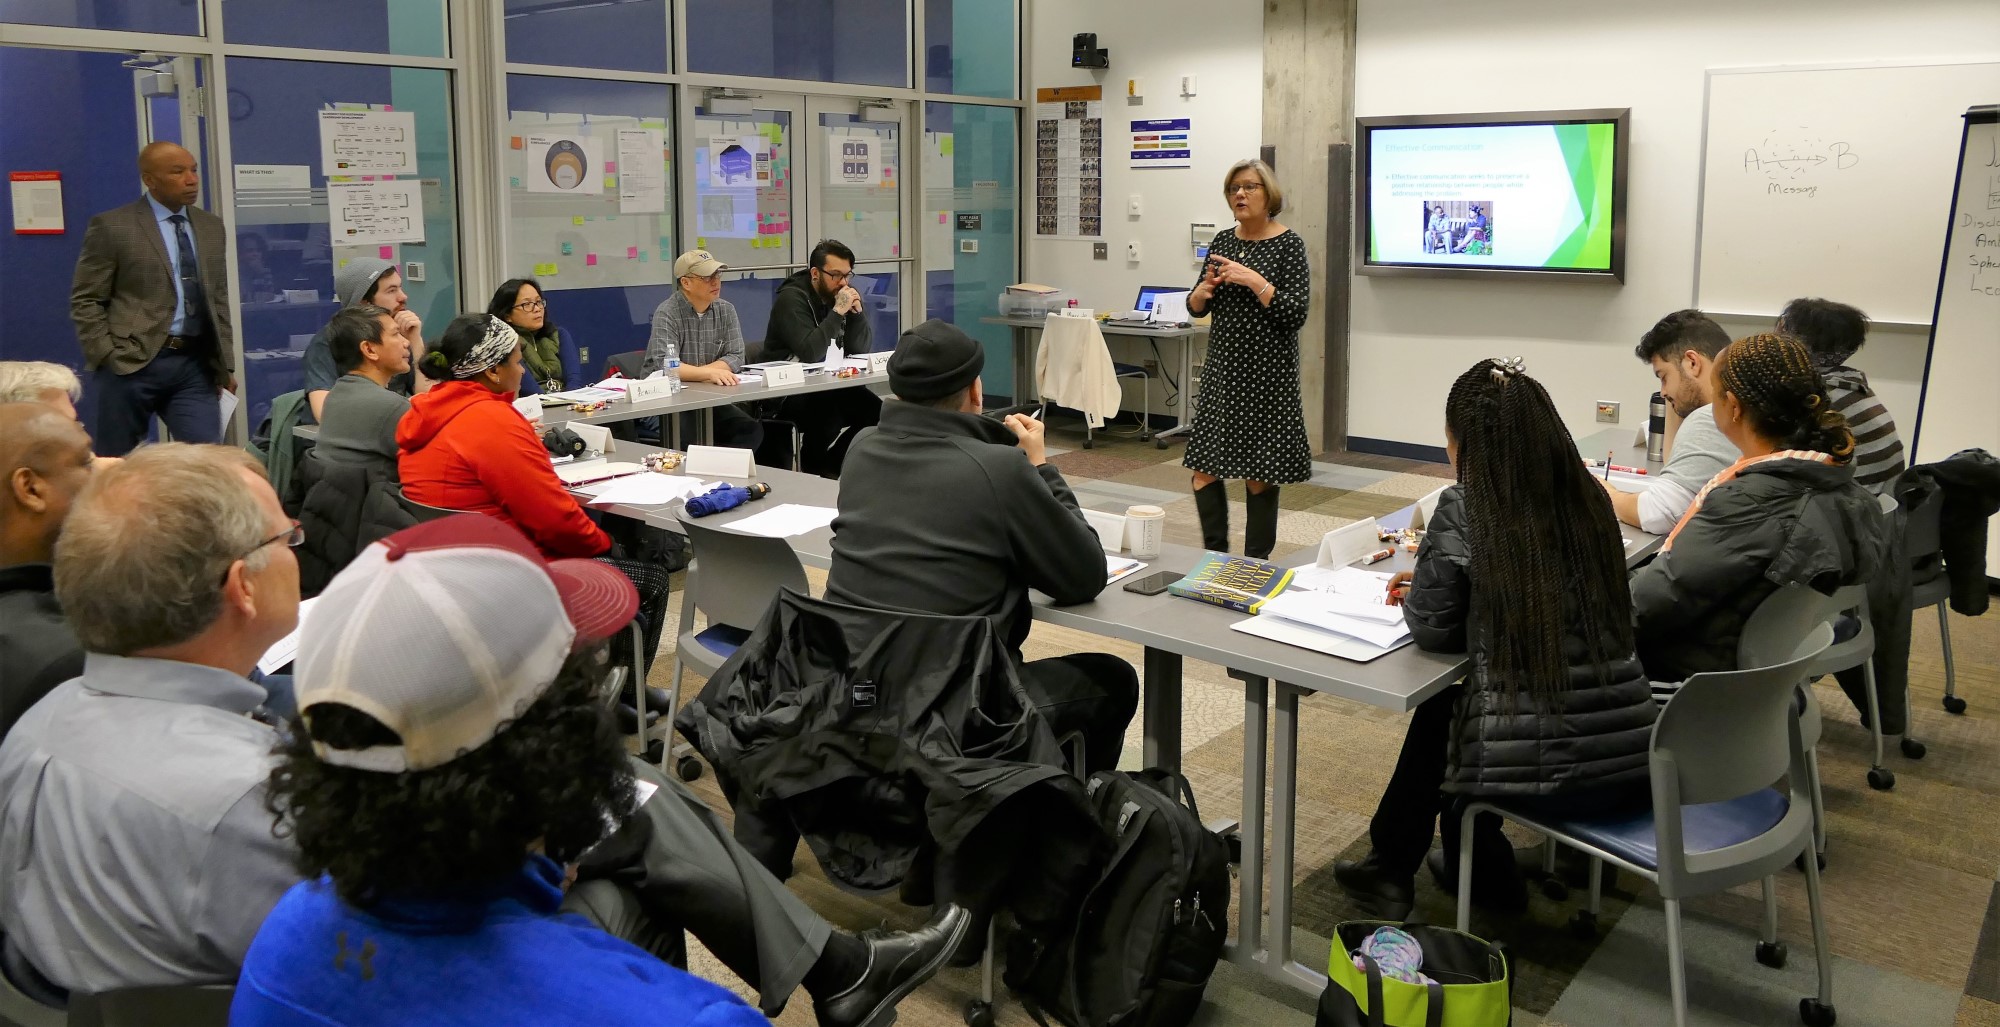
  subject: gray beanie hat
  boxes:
[334,257,397,309]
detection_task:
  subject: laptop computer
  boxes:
[1104,285,1192,328]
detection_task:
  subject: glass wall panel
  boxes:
[923,102,1016,396]
[504,0,668,74]
[923,0,1014,98]
[685,0,906,88]
[691,105,793,270]
[817,112,900,262]
[504,74,675,381]
[0,0,197,34]
[222,0,447,58]
[227,59,458,431]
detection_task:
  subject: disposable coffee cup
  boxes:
[1126,504,1165,559]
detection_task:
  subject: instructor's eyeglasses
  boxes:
[1227,183,1265,195]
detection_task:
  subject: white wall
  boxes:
[1026,0,1265,408]
[1350,0,2000,450]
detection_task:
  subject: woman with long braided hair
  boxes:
[1633,332,1887,690]
[1334,358,1657,921]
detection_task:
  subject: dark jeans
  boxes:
[675,404,763,452]
[1016,652,1140,776]
[1368,685,1648,881]
[778,388,882,478]
[94,346,222,455]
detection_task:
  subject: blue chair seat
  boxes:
[1830,613,1861,645]
[1522,789,1790,871]
[1111,362,1147,377]
[692,624,752,658]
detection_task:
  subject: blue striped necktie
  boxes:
[168,213,208,333]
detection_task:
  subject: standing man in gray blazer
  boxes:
[71,141,236,455]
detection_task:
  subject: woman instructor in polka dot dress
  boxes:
[1184,158,1312,559]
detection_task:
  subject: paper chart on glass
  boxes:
[258,596,323,676]
[716,504,839,538]
[583,475,713,507]
[327,180,425,245]
[525,133,606,195]
[318,109,417,176]
[615,127,668,214]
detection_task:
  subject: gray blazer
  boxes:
[69,197,234,376]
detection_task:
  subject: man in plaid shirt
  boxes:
[642,249,763,451]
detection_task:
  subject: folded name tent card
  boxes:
[567,421,611,455]
[683,444,754,478]
[763,362,806,387]
[627,377,676,402]
[1317,518,1381,569]
[866,351,893,374]
[1081,508,1128,553]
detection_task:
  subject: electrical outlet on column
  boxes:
[1126,241,1141,263]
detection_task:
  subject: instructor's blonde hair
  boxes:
[1222,159,1284,217]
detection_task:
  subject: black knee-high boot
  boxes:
[1245,486,1280,560]
[1193,480,1230,553]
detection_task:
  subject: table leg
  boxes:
[703,407,715,448]
[1153,331,1196,441]
[1229,674,1268,959]
[1141,647,1182,773]
[1269,681,1328,993]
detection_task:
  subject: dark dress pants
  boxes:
[94,347,222,455]
[779,388,882,478]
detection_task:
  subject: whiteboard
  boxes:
[1912,107,2000,563]
[1695,61,2000,324]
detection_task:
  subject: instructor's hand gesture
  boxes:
[1207,254,1270,296]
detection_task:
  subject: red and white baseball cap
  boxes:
[296,514,637,772]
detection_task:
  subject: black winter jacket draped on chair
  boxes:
[674,590,1103,926]
[1401,486,1658,798]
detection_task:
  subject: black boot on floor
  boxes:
[1333,856,1415,922]
[1245,485,1280,560]
[1193,480,1230,553]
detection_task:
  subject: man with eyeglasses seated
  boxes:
[762,238,881,478]
[641,250,763,452]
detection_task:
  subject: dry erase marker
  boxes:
[1608,464,1648,475]
[1362,548,1394,565]
[1602,450,1613,481]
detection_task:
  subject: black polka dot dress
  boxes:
[1183,228,1313,484]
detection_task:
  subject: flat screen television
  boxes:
[1355,108,1629,281]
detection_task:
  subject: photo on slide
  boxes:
[1419,199,1495,257]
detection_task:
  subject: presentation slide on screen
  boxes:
[1366,122,1615,271]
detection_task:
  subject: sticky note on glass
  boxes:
[604,161,616,173]
[696,237,706,248]
[626,246,639,258]
[941,137,954,156]
[544,263,558,277]
[571,216,585,226]
[561,242,573,255]
[510,136,523,150]
[510,176,521,188]
[585,253,598,267]
[337,258,350,269]
[638,252,649,263]
[378,245,394,259]
[603,175,616,189]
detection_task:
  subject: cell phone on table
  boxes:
[1123,570,1178,597]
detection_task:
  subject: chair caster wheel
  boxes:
[1943,695,1966,715]
[1867,767,1894,791]
[1900,737,1927,760]
[640,738,666,764]
[1799,997,1836,1026]
[1538,877,1570,902]
[1756,940,1788,968]
[1082,438,1094,450]
[964,999,996,1027]
[1793,850,1827,872]
[676,756,704,782]
[1568,910,1597,939]
[1223,833,1243,865]
[1156,438,1169,450]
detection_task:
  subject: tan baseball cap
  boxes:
[673,248,725,279]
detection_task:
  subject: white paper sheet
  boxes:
[318,110,417,175]
[1230,614,1410,663]
[1255,590,1411,649]
[616,127,668,214]
[218,389,239,437]
[257,596,323,676]
[719,503,839,537]
[554,460,648,486]
[1106,555,1146,584]
[1288,565,1392,598]
[327,180,425,245]
[545,386,626,404]
[1149,290,1191,325]
[525,133,606,194]
[587,475,712,507]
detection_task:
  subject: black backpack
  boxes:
[1005,768,1231,1027]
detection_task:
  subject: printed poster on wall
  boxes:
[827,129,895,187]
[9,171,63,234]
[706,136,769,189]
[326,180,425,245]
[616,128,668,214]
[525,134,606,195]
[317,109,418,176]
[1129,118,1193,170]
[1033,86,1104,239]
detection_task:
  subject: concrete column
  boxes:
[1261,0,1355,452]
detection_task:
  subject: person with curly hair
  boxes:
[1632,333,1888,691]
[238,514,968,1026]
[1332,359,1656,922]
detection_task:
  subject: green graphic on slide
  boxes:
[1547,123,1615,270]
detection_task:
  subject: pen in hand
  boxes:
[1602,450,1613,481]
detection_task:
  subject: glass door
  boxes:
[807,96,911,349]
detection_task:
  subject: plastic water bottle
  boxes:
[663,342,683,394]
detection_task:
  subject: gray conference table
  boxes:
[979,314,1207,443]
[585,444,1664,997]
[292,369,889,449]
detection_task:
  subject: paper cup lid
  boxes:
[1127,504,1164,517]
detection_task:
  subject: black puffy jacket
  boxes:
[295,449,414,596]
[1632,456,1887,684]
[1403,486,1658,798]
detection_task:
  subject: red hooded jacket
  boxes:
[396,380,610,558]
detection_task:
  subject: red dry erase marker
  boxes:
[1362,548,1394,565]
[1607,464,1648,475]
